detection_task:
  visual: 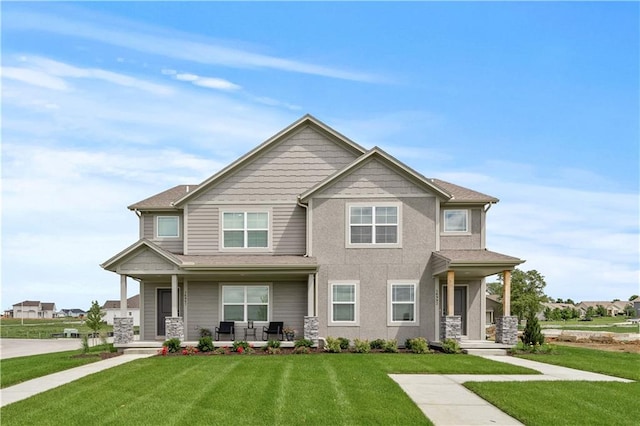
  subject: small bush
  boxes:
[338,337,350,350]
[511,341,556,355]
[213,347,227,355]
[182,346,198,356]
[522,314,545,346]
[383,339,398,353]
[324,337,342,353]
[404,338,413,350]
[441,338,461,354]
[199,328,212,338]
[352,338,371,353]
[232,340,252,354]
[197,336,215,352]
[293,346,311,354]
[264,339,281,349]
[370,339,386,350]
[265,346,281,355]
[294,338,313,348]
[163,338,181,353]
[81,335,90,354]
[408,337,430,354]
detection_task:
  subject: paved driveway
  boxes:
[0,338,83,359]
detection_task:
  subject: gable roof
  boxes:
[13,300,41,307]
[100,239,182,271]
[430,179,499,204]
[299,147,453,202]
[102,295,140,310]
[172,114,367,207]
[128,185,198,211]
[41,303,56,311]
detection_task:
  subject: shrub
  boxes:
[293,346,311,354]
[213,347,227,355]
[197,336,215,353]
[294,338,313,348]
[352,338,371,353]
[265,346,281,355]
[324,337,342,353]
[510,341,556,354]
[404,338,413,350]
[441,338,461,354]
[370,339,386,350]
[522,314,545,346]
[232,340,253,354]
[199,328,212,338]
[383,339,398,353]
[264,339,281,350]
[163,338,181,353]
[81,334,90,354]
[338,337,350,350]
[408,337,429,354]
[182,346,198,356]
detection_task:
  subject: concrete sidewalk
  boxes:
[390,355,632,426]
[1,353,154,407]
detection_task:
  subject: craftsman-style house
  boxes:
[101,115,523,347]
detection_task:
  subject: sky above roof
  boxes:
[2,2,638,310]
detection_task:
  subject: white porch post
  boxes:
[120,275,128,317]
[307,273,315,316]
[171,274,178,317]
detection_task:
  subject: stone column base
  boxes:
[114,317,134,344]
[440,315,461,341]
[165,317,184,341]
[304,316,319,346]
[495,315,518,345]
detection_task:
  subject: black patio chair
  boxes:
[262,321,284,340]
[215,321,235,341]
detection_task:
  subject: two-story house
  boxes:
[101,115,523,348]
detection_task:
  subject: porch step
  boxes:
[463,348,509,356]
[123,348,160,355]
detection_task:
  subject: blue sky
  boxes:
[2,2,638,311]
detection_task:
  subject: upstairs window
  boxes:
[156,216,179,238]
[349,204,399,245]
[443,210,468,233]
[222,212,269,249]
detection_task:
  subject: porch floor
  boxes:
[430,339,513,356]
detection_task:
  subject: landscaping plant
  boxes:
[197,336,214,353]
[163,338,181,353]
[352,338,371,353]
[441,338,461,354]
[324,337,342,353]
[521,313,544,346]
[85,300,106,346]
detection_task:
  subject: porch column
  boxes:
[307,273,315,316]
[304,273,319,346]
[165,274,184,340]
[447,270,455,316]
[171,274,178,317]
[120,275,128,317]
[502,269,511,316]
[496,269,518,345]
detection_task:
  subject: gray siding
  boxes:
[119,248,177,272]
[141,213,184,253]
[141,281,185,340]
[142,214,153,239]
[185,281,218,341]
[272,281,307,339]
[440,208,483,250]
[194,126,360,203]
[185,204,305,255]
[317,159,431,198]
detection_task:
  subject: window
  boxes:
[330,283,357,323]
[389,282,417,325]
[443,210,468,233]
[222,211,269,248]
[157,216,179,238]
[222,285,269,322]
[349,204,399,245]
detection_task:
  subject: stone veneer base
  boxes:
[165,317,184,341]
[304,316,319,346]
[114,317,134,344]
[495,315,518,345]
[440,315,462,341]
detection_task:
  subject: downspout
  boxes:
[296,196,310,257]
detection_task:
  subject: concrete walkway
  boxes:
[1,353,154,407]
[390,355,632,426]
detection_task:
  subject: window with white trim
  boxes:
[156,216,179,238]
[349,204,399,245]
[222,285,269,322]
[443,210,468,233]
[222,211,269,248]
[389,282,417,324]
[330,283,357,323]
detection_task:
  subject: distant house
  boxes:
[101,295,140,326]
[59,308,87,318]
[576,300,630,317]
[12,301,56,319]
[632,297,640,317]
[3,309,13,318]
[486,294,502,324]
[536,302,576,320]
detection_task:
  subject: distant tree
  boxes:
[543,306,552,321]
[623,304,636,317]
[629,295,639,301]
[565,298,575,305]
[585,306,596,319]
[491,269,548,320]
[85,300,106,346]
[612,298,620,302]
[596,305,608,317]
[556,298,564,303]
[487,281,502,296]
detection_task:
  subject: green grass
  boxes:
[1,344,115,388]
[0,318,114,339]
[466,345,640,426]
[0,353,535,424]
[541,316,632,326]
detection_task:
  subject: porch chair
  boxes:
[215,321,235,341]
[262,321,284,341]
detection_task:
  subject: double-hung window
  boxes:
[389,282,417,325]
[156,216,179,238]
[222,285,269,322]
[330,282,357,324]
[443,210,468,233]
[348,203,400,246]
[222,211,269,249]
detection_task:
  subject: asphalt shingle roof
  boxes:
[128,185,199,210]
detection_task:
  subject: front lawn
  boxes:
[0,353,535,424]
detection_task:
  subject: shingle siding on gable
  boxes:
[193,126,360,203]
[120,248,177,272]
[316,159,432,198]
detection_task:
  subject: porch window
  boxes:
[388,282,417,325]
[443,210,468,233]
[348,203,400,246]
[222,211,269,249]
[330,282,357,323]
[156,216,179,238]
[222,285,269,322]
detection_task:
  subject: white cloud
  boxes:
[193,77,241,91]
[2,66,69,90]
[175,73,198,81]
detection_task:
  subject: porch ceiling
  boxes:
[432,249,524,279]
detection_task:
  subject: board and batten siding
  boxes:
[194,126,360,203]
[185,282,218,341]
[185,204,305,255]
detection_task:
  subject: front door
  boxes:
[442,285,468,335]
[157,289,172,336]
